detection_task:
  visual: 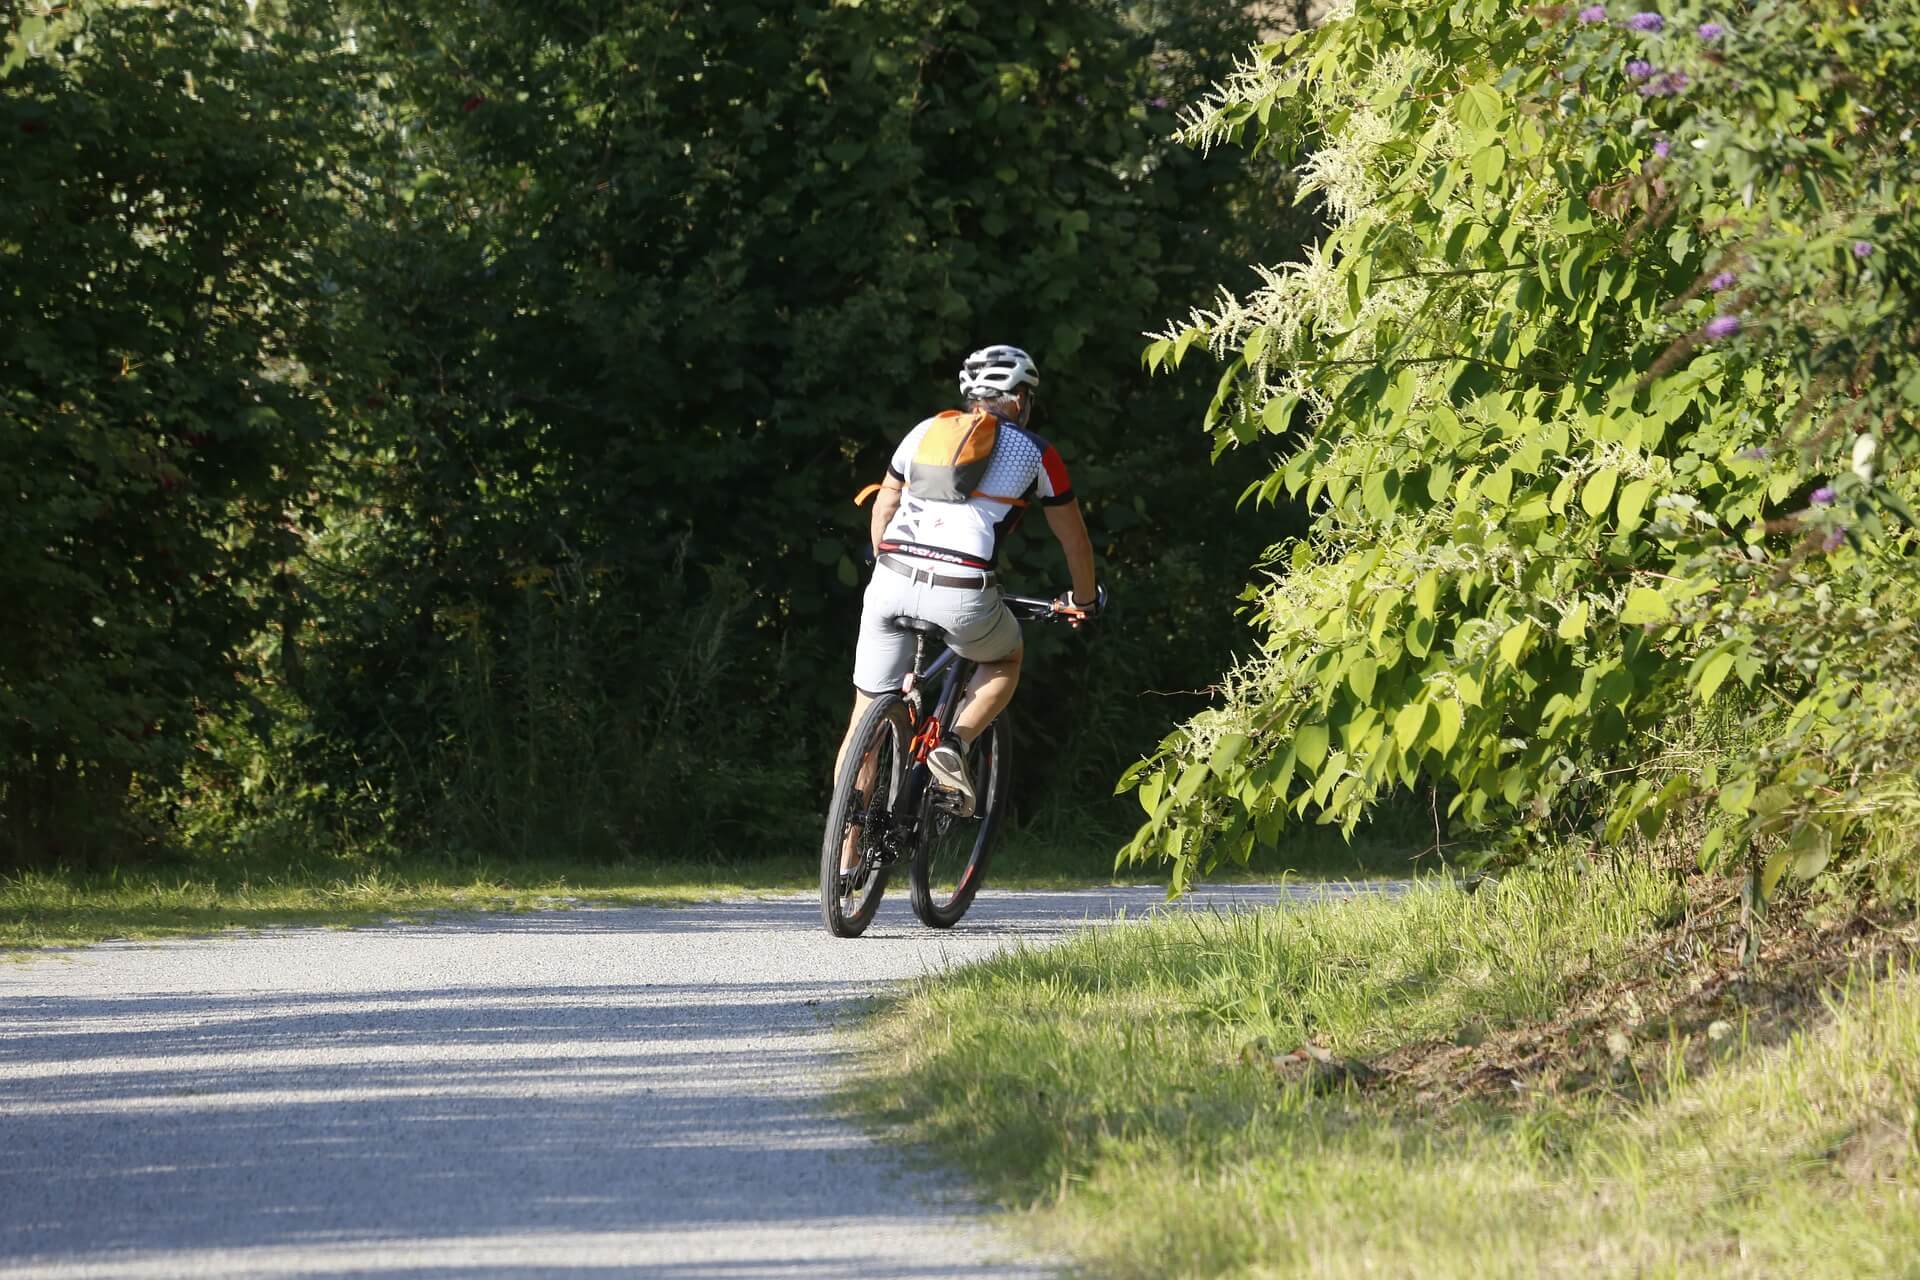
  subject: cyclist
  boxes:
[838,344,1101,833]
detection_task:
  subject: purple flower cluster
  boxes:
[1578,4,1608,20]
[1696,21,1725,39]
[1703,314,1742,340]
[1627,59,1654,79]
[1639,71,1690,97]
[1709,270,1737,291]
[1853,240,1875,259]
[1625,11,1665,31]
[1810,486,1837,505]
[1653,136,1671,158]
[1738,446,1769,460]
[1822,527,1848,552]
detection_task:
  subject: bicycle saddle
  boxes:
[893,616,947,636]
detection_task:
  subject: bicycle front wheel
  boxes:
[820,696,910,938]
[908,717,1007,929]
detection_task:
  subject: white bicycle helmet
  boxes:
[958,345,1040,400]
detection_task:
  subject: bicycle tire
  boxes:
[908,717,1008,929]
[820,695,910,937]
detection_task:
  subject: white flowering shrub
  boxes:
[1123,0,1920,906]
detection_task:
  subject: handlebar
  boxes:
[1003,593,1097,623]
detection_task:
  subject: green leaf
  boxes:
[1137,770,1165,815]
[1786,823,1831,879]
[1470,143,1506,186]
[1172,760,1208,806]
[1498,619,1532,668]
[1295,722,1330,769]
[1718,776,1757,816]
[1406,616,1436,658]
[1761,847,1792,901]
[1480,466,1514,507]
[1619,587,1671,626]
[1346,656,1378,702]
[1696,825,1728,871]
[1616,477,1654,532]
[1694,647,1736,702]
[1414,571,1440,619]
[1580,466,1619,520]
[1393,700,1431,751]
[1261,394,1300,433]
[1556,600,1589,641]
[1453,83,1503,137]
[1210,732,1251,776]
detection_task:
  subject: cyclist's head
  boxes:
[958,345,1038,425]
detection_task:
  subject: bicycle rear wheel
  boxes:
[908,717,1007,929]
[821,696,910,937]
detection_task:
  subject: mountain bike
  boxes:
[820,594,1077,938]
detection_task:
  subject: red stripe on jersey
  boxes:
[1040,444,1071,498]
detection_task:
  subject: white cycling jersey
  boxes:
[878,415,1074,569]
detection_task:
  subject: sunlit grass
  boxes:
[0,848,813,953]
[3,805,1426,953]
[847,866,1919,1278]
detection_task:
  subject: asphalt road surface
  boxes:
[1,883,1380,1279]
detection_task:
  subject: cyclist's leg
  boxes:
[834,691,879,782]
[952,644,1022,745]
[942,592,1023,745]
[834,692,884,875]
[840,575,916,871]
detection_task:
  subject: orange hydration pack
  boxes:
[907,408,998,504]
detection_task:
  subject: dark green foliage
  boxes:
[1,3,360,863]
[3,1,1313,867]
[273,0,1303,858]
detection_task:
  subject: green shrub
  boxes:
[1,2,364,866]
[1122,0,1920,903]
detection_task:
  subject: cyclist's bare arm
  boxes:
[870,477,903,554]
[1043,499,1098,604]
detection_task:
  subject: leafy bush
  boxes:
[1,2,362,865]
[1122,0,1920,901]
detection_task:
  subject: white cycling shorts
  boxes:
[851,562,1020,695]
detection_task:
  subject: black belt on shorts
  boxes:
[878,554,996,590]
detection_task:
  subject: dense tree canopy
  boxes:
[3,1,1311,866]
[3,2,365,857]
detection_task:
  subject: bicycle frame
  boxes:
[893,631,975,824]
[888,593,1061,828]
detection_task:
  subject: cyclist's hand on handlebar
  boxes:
[1052,584,1107,628]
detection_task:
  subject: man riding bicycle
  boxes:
[838,344,1101,826]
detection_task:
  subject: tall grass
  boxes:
[849,865,1918,1277]
[415,552,814,859]
[189,543,824,868]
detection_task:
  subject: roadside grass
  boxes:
[847,863,1920,1278]
[0,845,813,952]
[3,804,1426,952]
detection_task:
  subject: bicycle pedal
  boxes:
[931,788,975,819]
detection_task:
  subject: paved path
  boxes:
[0,883,1381,1278]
